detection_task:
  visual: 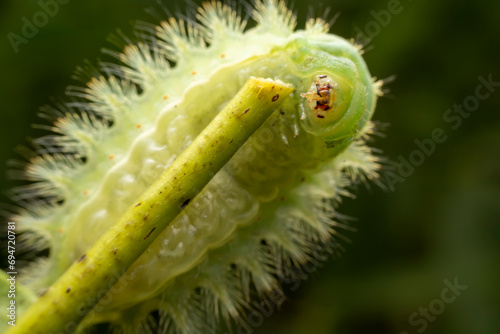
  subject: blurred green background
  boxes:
[0,0,499,333]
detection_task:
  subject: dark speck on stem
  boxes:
[181,198,191,208]
[144,227,156,240]
[241,108,250,116]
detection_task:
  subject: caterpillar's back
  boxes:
[5,1,384,333]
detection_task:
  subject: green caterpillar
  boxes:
[2,0,383,333]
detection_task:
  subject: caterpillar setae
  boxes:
[1,0,385,333]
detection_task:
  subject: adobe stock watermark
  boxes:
[383,73,499,191]
[7,0,71,54]
[400,277,468,334]
[354,0,410,46]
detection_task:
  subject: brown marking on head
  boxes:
[301,75,336,118]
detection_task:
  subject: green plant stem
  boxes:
[6,77,294,334]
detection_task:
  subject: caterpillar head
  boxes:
[286,34,378,160]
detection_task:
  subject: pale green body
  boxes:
[3,1,382,333]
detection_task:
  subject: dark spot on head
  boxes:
[315,103,330,111]
[272,94,279,102]
[317,115,325,118]
[66,287,71,293]
[111,248,118,255]
[143,214,149,221]
[181,198,191,208]
[279,110,285,115]
[78,254,86,262]
[144,227,156,240]
[230,263,237,270]
[135,202,141,207]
